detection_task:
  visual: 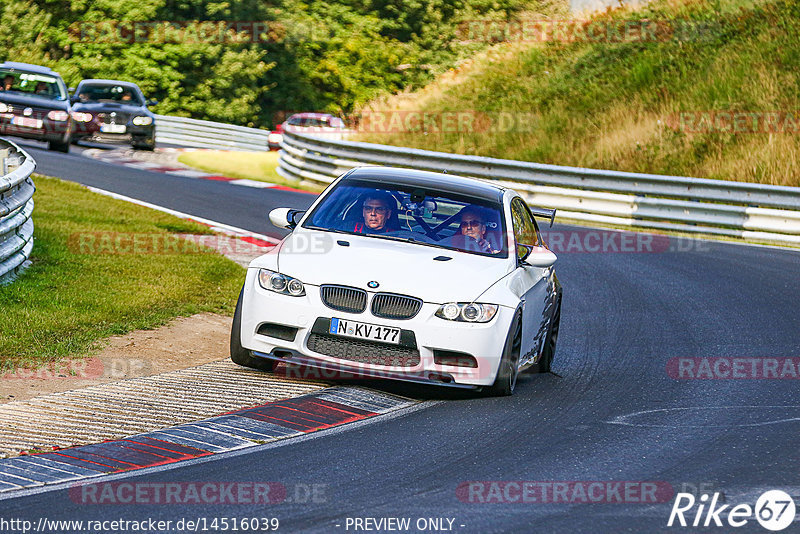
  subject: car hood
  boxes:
[0,92,68,111]
[71,102,149,114]
[257,229,513,303]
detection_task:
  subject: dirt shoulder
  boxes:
[0,313,232,404]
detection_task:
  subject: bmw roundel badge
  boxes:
[367,281,379,288]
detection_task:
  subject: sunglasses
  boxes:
[363,205,389,214]
[460,219,484,228]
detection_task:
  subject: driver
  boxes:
[458,206,497,253]
[353,192,394,234]
[1,75,14,91]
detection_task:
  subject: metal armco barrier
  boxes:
[277,130,800,245]
[0,138,35,285]
[154,114,271,151]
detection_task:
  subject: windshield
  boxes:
[75,84,144,105]
[303,178,508,258]
[0,69,67,100]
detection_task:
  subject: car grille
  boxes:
[371,293,423,320]
[320,285,367,314]
[307,333,420,367]
[97,112,131,124]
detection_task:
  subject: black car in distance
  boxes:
[70,79,157,150]
[0,61,73,152]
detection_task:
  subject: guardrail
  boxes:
[277,131,800,245]
[154,114,271,151]
[0,138,35,285]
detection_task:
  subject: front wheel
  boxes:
[231,287,276,372]
[535,296,561,374]
[484,310,522,397]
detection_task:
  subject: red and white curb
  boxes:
[0,387,417,494]
[82,148,312,194]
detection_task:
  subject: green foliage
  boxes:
[357,0,800,186]
[0,0,537,127]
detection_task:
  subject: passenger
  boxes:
[34,82,48,94]
[353,192,395,234]
[120,90,132,102]
[2,75,14,91]
[458,206,497,253]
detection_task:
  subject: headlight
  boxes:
[268,133,282,143]
[47,110,69,121]
[132,116,153,126]
[435,302,498,323]
[258,269,305,296]
[70,111,93,122]
[0,103,7,113]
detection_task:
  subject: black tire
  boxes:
[484,310,523,397]
[535,296,561,374]
[132,142,155,151]
[48,140,70,153]
[231,287,276,372]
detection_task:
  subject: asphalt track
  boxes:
[3,140,800,533]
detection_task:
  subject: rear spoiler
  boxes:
[530,207,556,227]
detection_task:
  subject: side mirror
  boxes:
[68,87,76,93]
[146,99,158,107]
[269,207,305,229]
[518,244,557,268]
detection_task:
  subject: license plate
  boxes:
[329,318,401,345]
[11,116,42,129]
[101,124,126,133]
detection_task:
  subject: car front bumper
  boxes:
[239,269,514,388]
[72,123,154,144]
[0,118,71,143]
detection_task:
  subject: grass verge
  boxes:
[177,150,324,192]
[356,0,800,187]
[0,175,245,372]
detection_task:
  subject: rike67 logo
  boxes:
[668,490,796,531]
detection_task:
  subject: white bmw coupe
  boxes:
[231,167,562,395]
